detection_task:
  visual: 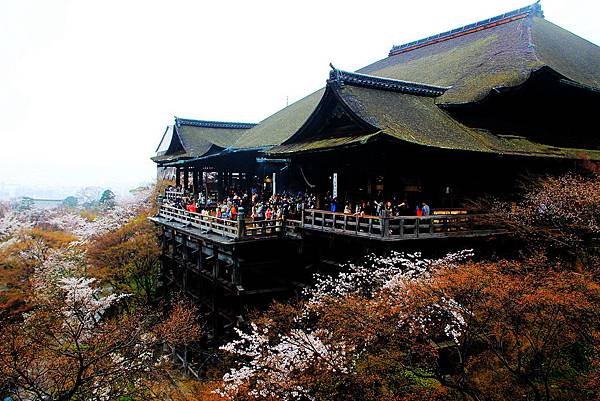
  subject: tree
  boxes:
[486,172,600,272]
[0,277,201,401]
[62,196,78,208]
[98,189,116,210]
[86,215,161,304]
[217,252,600,401]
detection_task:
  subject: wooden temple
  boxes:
[150,2,600,375]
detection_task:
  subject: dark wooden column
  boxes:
[192,168,199,195]
[199,170,205,201]
[175,167,181,187]
[217,170,224,200]
[183,166,189,192]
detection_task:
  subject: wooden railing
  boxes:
[158,204,285,240]
[301,209,499,240]
[157,205,502,241]
[165,190,185,200]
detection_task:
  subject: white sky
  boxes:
[1,0,598,191]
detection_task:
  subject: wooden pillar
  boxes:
[212,244,219,338]
[218,170,224,200]
[198,170,205,203]
[175,167,181,187]
[183,166,189,192]
[192,168,199,195]
[224,171,230,195]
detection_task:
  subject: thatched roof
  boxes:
[154,3,600,164]
[227,4,600,153]
[152,118,255,164]
[267,73,600,160]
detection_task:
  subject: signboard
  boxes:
[272,172,276,196]
[332,173,338,199]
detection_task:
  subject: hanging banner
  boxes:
[272,172,277,197]
[332,173,338,199]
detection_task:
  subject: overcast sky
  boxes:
[1,0,598,192]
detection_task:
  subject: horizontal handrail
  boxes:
[157,205,502,241]
[158,205,286,240]
[165,190,185,200]
[301,209,497,239]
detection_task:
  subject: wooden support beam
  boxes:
[192,169,199,195]
[183,167,189,192]
[217,171,224,200]
[175,167,181,187]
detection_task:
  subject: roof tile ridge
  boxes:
[388,2,544,57]
[327,66,451,97]
[174,117,257,130]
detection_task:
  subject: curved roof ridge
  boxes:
[388,2,544,57]
[174,117,257,130]
[328,68,451,97]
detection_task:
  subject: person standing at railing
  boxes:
[393,202,408,217]
[422,202,431,216]
[187,201,197,213]
[380,201,393,218]
[256,202,265,221]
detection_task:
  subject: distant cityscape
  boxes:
[0,181,149,202]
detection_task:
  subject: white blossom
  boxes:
[217,250,475,399]
[218,325,349,400]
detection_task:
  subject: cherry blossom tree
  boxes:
[217,245,600,401]
[0,276,201,401]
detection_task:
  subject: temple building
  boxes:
[154,2,599,208]
[150,3,600,373]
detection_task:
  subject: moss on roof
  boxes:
[267,132,382,155]
[358,18,542,104]
[194,14,600,160]
[176,124,243,157]
[340,85,490,151]
[358,17,600,104]
[151,152,187,163]
[309,84,600,161]
[232,89,325,149]
[531,17,600,89]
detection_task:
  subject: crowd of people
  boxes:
[162,186,431,222]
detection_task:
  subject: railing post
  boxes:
[301,208,305,228]
[236,207,246,239]
[429,216,434,235]
[415,218,420,238]
[381,217,389,237]
[399,218,404,237]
